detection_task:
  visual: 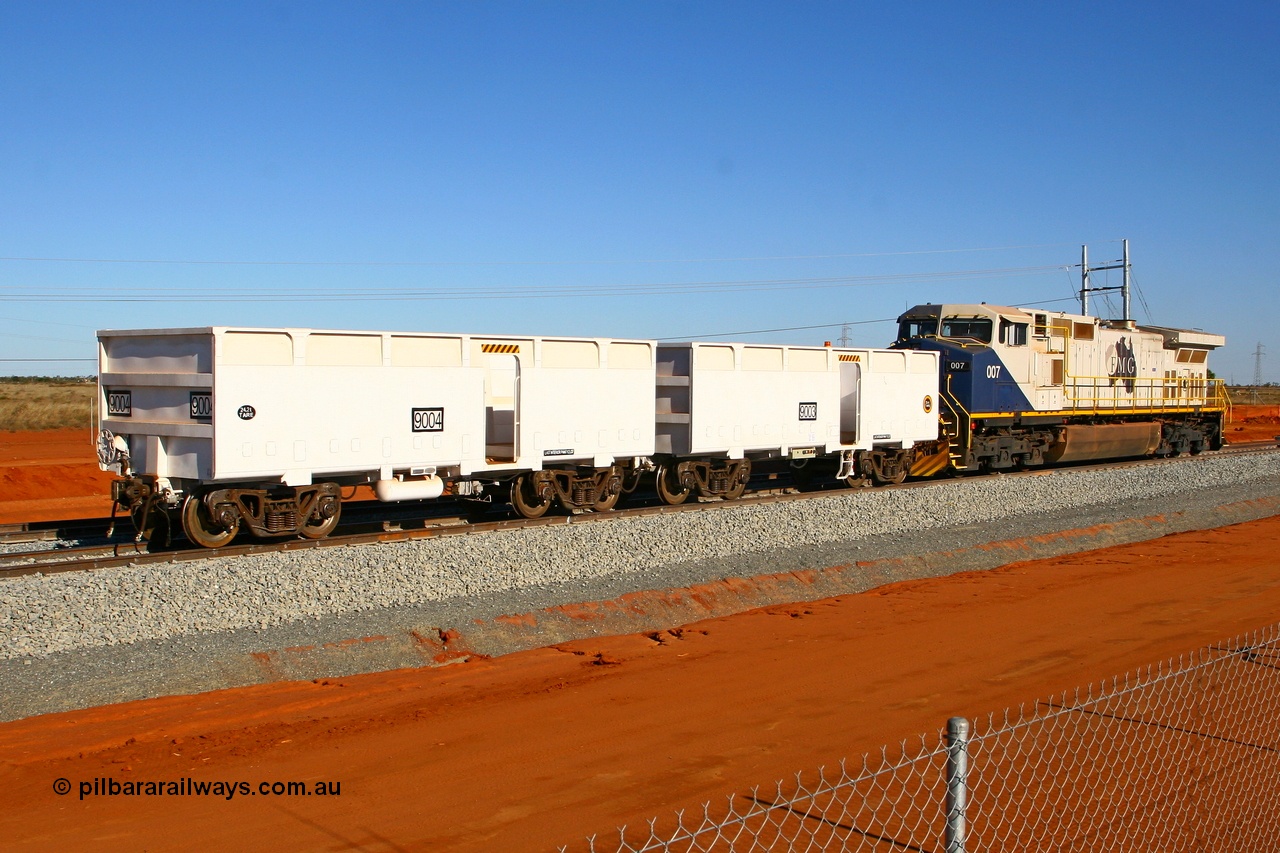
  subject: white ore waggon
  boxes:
[96,327,941,548]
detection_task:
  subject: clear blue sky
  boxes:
[2,1,1276,382]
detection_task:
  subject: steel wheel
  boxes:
[594,474,622,512]
[510,473,551,519]
[182,494,239,549]
[877,467,908,485]
[724,460,751,500]
[873,457,908,485]
[654,462,690,505]
[300,494,341,539]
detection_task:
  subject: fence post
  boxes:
[945,716,971,853]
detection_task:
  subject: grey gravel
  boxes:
[3,451,1280,661]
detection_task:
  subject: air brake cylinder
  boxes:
[374,474,446,502]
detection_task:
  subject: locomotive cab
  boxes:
[894,304,1037,418]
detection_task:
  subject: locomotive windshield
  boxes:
[897,317,938,340]
[939,318,992,344]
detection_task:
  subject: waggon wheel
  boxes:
[873,458,908,485]
[723,460,751,500]
[594,473,622,512]
[182,494,239,549]
[299,494,341,540]
[510,473,551,519]
[654,462,690,505]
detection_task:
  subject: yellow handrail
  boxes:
[1059,376,1227,413]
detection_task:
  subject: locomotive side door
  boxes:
[995,317,1033,411]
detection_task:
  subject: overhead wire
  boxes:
[0,264,1071,303]
[661,297,1082,341]
[0,241,1099,268]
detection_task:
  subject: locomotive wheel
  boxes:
[654,462,690,505]
[299,497,341,540]
[510,473,551,519]
[182,494,239,549]
[724,460,751,500]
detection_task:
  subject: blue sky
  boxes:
[2,2,1276,382]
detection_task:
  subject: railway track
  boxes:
[4,442,1277,580]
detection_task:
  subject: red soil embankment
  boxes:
[1227,404,1280,442]
[0,429,115,523]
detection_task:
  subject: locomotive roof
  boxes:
[898,303,1224,349]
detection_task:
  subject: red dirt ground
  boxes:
[0,429,115,523]
[1,420,1279,851]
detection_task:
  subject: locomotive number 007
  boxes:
[412,407,445,432]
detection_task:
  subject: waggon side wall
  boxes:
[99,328,656,487]
[655,344,939,458]
[857,349,940,446]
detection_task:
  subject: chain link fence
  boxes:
[564,622,1280,852]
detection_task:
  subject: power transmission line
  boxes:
[0,241,1099,269]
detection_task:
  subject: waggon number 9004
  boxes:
[106,391,132,417]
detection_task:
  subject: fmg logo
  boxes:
[1108,336,1137,393]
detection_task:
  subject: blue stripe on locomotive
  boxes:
[902,339,1035,415]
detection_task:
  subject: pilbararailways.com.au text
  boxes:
[54,777,341,801]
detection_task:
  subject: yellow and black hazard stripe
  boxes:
[480,343,520,354]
